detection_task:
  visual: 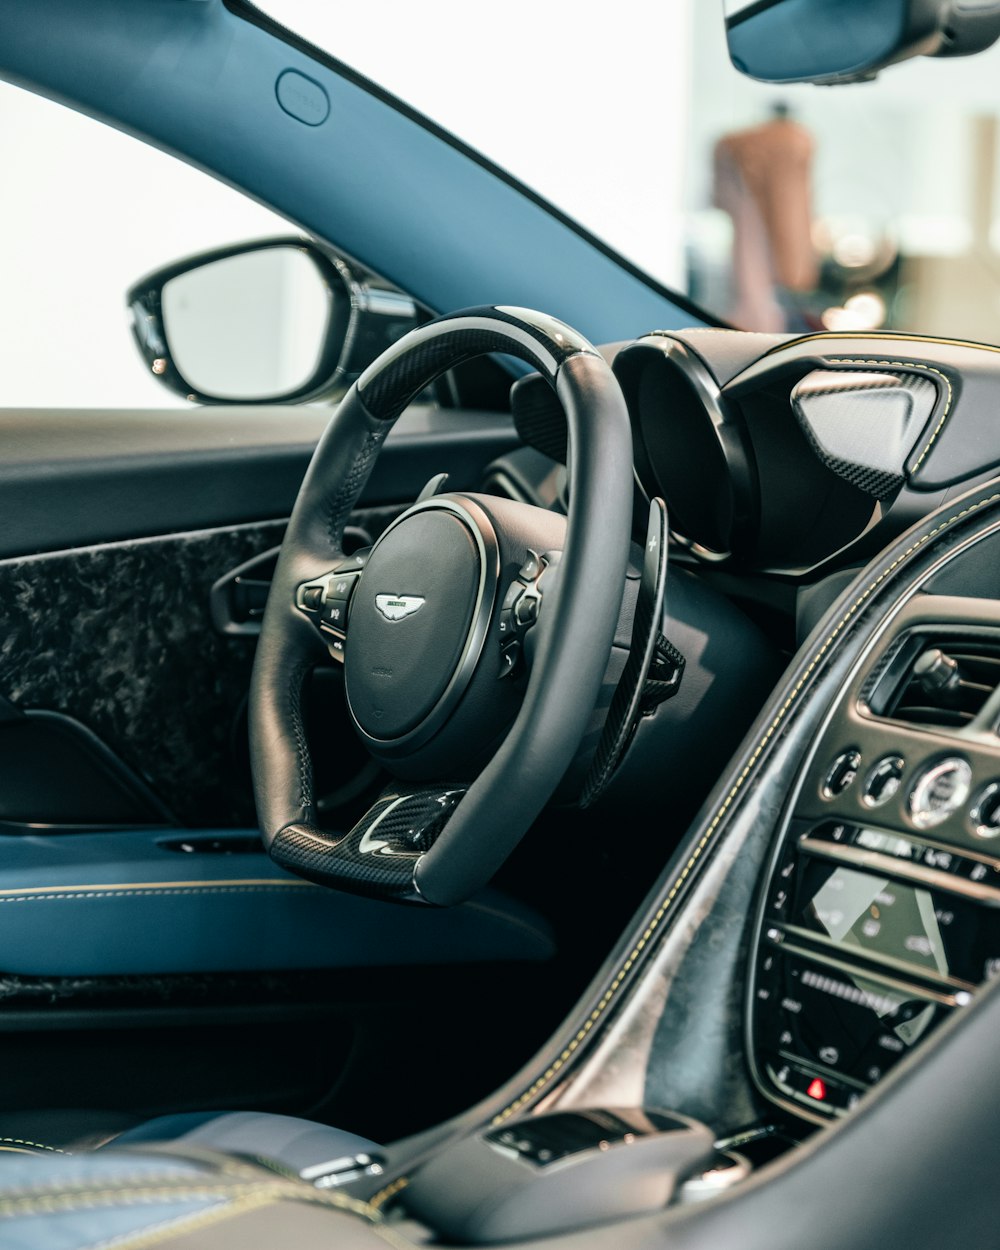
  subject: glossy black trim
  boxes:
[127,236,354,405]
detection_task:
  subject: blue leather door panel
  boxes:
[0,830,554,976]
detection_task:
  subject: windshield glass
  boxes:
[261,0,1000,344]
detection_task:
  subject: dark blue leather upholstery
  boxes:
[0,1152,234,1247]
[0,829,554,975]
[112,1111,378,1174]
[0,1143,384,1248]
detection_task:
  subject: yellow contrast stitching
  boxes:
[0,1184,249,1217]
[95,1189,414,1250]
[0,1179,381,1219]
[0,885,314,904]
[87,1195,245,1250]
[0,1138,63,1154]
[825,357,953,474]
[766,329,1000,358]
[369,1175,409,1211]
[491,489,1000,1124]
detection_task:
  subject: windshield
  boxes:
[261,0,1000,344]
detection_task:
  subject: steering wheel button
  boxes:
[519,550,542,581]
[323,599,349,629]
[498,640,521,679]
[502,581,525,612]
[499,609,515,638]
[331,573,359,599]
[515,592,539,627]
[301,585,324,611]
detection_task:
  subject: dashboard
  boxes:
[613,327,1000,576]
[602,327,1000,1132]
[521,325,1000,1149]
[750,591,1000,1123]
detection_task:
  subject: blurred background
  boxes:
[3,0,1000,407]
[685,3,1000,340]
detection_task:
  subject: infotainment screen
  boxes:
[795,859,997,985]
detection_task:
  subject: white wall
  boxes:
[0,83,288,409]
[0,1,694,409]
[269,0,693,290]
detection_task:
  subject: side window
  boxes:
[0,81,298,408]
[0,82,419,410]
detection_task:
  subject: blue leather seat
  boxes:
[111,1110,380,1176]
[0,1137,387,1248]
[0,1108,380,1182]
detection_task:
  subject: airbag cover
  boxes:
[345,510,481,740]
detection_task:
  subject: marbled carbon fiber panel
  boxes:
[0,510,399,826]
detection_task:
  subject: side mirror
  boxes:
[724,0,1000,86]
[128,238,420,404]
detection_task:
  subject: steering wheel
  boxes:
[249,307,633,906]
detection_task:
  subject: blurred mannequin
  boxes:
[714,103,818,331]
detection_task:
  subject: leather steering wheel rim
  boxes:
[249,306,633,905]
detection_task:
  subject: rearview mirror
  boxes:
[724,0,1000,86]
[128,238,420,405]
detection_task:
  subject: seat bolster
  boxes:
[111,1110,380,1176]
[0,1146,390,1249]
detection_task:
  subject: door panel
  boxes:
[0,404,517,826]
[0,397,569,1140]
[0,404,517,557]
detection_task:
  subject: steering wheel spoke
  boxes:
[250,306,635,905]
[270,784,468,902]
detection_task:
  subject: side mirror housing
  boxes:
[128,237,420,404]
[725,0,1000,86]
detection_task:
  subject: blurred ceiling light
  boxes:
[832,232,878,268]
[821,291,887,331]
[845,291,887,325]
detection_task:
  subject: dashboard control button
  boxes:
[971,782,1000,839]
[765,1057,858,1113]
[853,828,921,861]
[908,757,972,829]
[822,750,861,799]
[767,886,790,918]
[959,856,1000,885]
[862,755,905,808]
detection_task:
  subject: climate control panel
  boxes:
[750,817,996,1121]
[749,601,1000,1124]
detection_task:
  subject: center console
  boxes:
[750,596,1000,1123]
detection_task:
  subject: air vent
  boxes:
[875,640,1000,729]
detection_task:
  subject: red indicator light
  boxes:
[806,1078,827,1101]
